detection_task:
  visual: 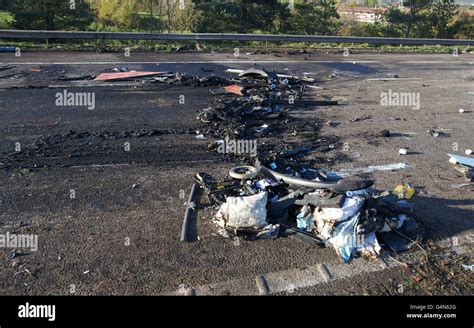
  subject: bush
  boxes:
[193,0,289,33]
[285,1,339,35]
[10,0,94,30]
[193,2,240,33]
[0,10,13,29]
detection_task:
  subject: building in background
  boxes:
[340,7,386,22]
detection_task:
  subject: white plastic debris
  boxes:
[357,231,382,258]
[216,192,268,228]
[333,163,411,178]
[380,214,408,232]
[461,264,474,272]
[255,224,280,239]
[315,196,366,224]
[449,157,458,164]
[399,148,407,155]
[255,179,274,190]
[255,124,269,133]
[345,189,370,198]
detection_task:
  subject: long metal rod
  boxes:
[181,183,197,242]
[1,30,473,46]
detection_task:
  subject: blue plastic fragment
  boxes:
[0,46,16,53]
[296,212,312,231]
[448,153,474,168]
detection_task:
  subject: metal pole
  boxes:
[181,183,197,242]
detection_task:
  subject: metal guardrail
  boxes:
[0,30,473,46]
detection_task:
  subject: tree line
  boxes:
[0,0,472,39]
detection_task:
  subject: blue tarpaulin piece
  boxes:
[330,212,361,263]
[296,211,312,231]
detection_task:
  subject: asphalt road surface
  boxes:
[0,51,472,295]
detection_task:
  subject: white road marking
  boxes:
[70,163,133,169]
[367,78,422,81]
[174,255,403,295]
[173,232,474,295]
[70,159,220,169]
[47,82,138,88]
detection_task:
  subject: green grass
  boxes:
[0,11,14,29]
[0,38,469,55]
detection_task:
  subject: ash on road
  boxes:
[0,51,472,295]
